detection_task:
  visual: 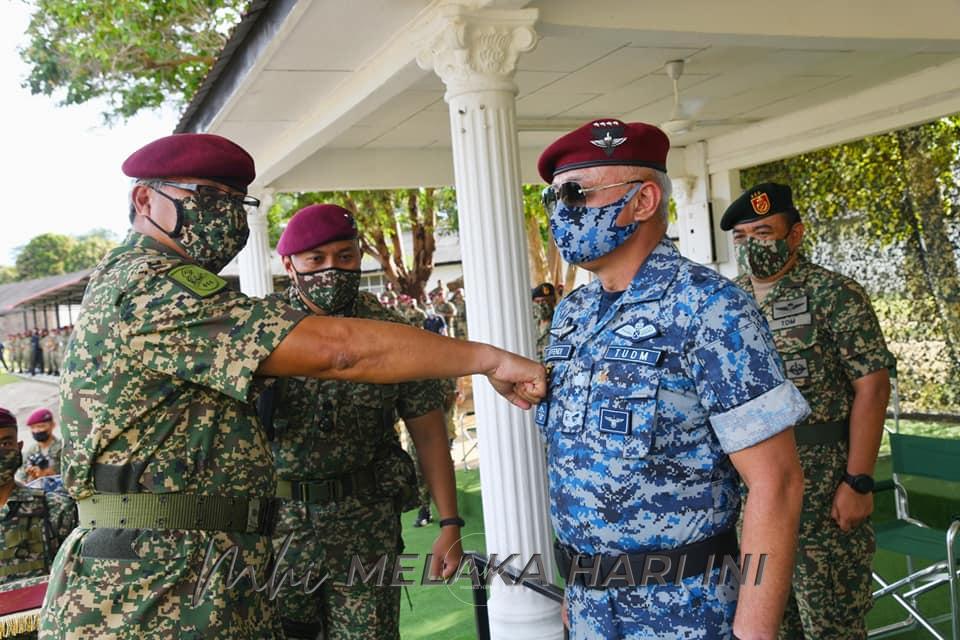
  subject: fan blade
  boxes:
[677,97,707,119]
[696,117,764,127]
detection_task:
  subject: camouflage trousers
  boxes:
[566,568,738,639]
[272,496,403,640]
[779,442,875,640]
[39,527,283,639]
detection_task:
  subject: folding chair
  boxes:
[870,366,960,639]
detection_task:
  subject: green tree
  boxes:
[0,266,17,284]
[19,0,245,122]
[65,231,118,271]
[15,233,74,279]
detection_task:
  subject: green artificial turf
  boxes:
[398,469,488,640]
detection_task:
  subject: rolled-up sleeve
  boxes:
[687,285,811,453]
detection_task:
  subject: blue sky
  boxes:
[0,1,178,266]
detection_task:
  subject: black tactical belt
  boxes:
[77,493,279,535]
[276,466,379,504]
[794,420,849,445]
[554,529,739,589]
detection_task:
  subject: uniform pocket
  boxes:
[589,361,661,459]
[775,322,822,389]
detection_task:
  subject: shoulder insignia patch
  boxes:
[168,264,228,298]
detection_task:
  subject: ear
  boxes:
[631,181,661,223]
[130,184,153,218]
[788,221,805,250]
[281,255,297,278]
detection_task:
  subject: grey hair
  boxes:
[649,170,672,222]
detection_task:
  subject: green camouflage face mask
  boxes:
[295,268,361,315]
[0,448,21,485]
[151,189,250,273]
[736,237,792,279]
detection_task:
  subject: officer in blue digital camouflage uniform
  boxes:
[536,119,809,640]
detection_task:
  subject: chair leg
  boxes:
[946,523,960,640]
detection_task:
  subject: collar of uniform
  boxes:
[619,236,681,304]
[124,231,185,260]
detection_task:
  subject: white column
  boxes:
[674,142,716,265]
[709,168,742,279]
[418,7,562,640]
[239,187,275,297]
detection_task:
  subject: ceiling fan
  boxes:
[659,59,761,136]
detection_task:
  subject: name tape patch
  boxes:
[544,344,573,362]
[604,345,662,366]
[599,408,631,435]
[768,313,812,332]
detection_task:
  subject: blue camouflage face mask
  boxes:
[549,184,642,264]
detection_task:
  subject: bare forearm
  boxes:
[734,474,802,639]
[847,372,890,475]
[407,410,459,520]
[258,316,498,383]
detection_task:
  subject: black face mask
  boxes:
[32,431,50,442]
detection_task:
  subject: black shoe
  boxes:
[413,506,433,528]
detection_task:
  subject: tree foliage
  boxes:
[19,0,246,122]
[12,230,118,280]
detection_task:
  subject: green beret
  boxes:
[720,182,799,231]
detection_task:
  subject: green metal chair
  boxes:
[870,373,960,640]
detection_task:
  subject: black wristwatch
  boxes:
[439,516,465,528]
[842,472,875,494]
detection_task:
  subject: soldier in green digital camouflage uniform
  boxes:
[1,408,76,640]
[265,204,464,639]
[530,282,557,361]
[450,288,468,340]
[1,408,77,588]
[38,134,545,640]
[723,183,894,640]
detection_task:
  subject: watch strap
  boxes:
[438,516,465,528]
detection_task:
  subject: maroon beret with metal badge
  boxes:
[537,119,670,183]
[121,133,256,192]
[277,204,358,257]
[26,408,53,426]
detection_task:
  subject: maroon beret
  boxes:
[122,133,255,192]
[537,119,670,182]
[27,408,53,426]
[277,204,358,256]
[0,407,15,428]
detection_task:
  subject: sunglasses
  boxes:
[541,178,644,213]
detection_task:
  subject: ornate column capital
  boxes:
[416,6,538,99]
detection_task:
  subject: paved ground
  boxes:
[0,374,61,442]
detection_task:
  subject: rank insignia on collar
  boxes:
[750,191,771,215]
[589,121,628,157]
[549,322,576,340]
[613,323,658,342]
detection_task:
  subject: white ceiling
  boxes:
[205,0,960,189]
